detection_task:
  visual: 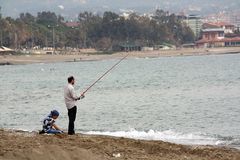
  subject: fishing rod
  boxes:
[81,53,129,95]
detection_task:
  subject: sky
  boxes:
[0,0,239,19]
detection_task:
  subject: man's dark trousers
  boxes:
[68,106,77,135]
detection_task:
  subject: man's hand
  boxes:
[77,94,85,100]
[80,94,85,99]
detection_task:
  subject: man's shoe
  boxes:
[68,132,75,135]
[39,130,45,134]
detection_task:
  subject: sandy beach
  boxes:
[0,129,239,160]
[0,47,240,65]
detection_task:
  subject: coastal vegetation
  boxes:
[0,8,195,51]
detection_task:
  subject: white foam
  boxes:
[83,129,224,146]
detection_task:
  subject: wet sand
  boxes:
[0,47,240,65]
[0,129,240,160]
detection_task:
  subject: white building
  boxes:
[184,15,202,39]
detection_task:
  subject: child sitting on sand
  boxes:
[39,110,63,134]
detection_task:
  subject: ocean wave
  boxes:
[83,129,226,146]
[3,127,240,148]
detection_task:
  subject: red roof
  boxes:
[223,37,240,42]
[65,22,79,28]
[206,22,234,27]
[196,37,240,44]
[202,23,220,29]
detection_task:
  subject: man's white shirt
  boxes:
[64,84,79,109]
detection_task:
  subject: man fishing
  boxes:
[64,76,85,135]
[64,54,129,135]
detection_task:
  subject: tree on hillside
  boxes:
[37,11,58,26]
[19,13,35,24]
[95,37,112,51]
[78,11,95,23]
[153,9,169,23]
[0,9,195,50]
[57,15,64,23]
[102,12,120,39]
[78,11,102,48]
[152,9,194,45]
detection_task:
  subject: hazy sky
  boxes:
[0,0,239,18]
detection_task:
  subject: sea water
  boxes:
[0,53,240,148]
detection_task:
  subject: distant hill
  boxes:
[0,0,239,18]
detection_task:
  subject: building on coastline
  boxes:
[184,15,202,39]
[196,28,240,48]
[197,11,240,48]
[224,37,240,47]
[196,28,225,47]
[202,22,235,34]
[113,42,141,51]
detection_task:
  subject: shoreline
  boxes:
[0,129,240,160]
[0,47,240,65]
